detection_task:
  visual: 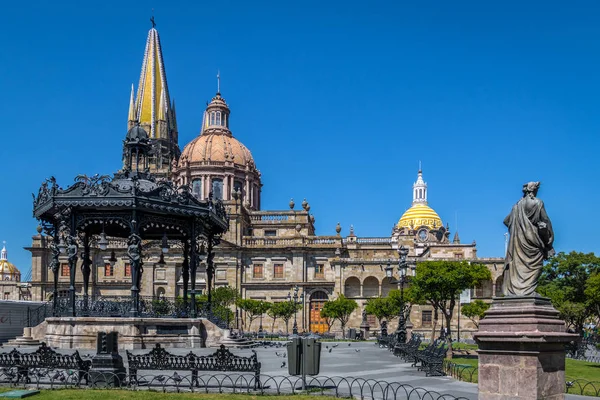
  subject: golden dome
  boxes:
[398,203,443,230]
[180,133,255,167]
[0,260,19,276]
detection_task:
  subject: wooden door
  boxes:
[309,301,327,334]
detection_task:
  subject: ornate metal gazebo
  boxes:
[33,125,228,319]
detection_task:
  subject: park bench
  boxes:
[0,343,91,384]
[413,341,447,377]
[393,334,421,359]
[126,344,261,389]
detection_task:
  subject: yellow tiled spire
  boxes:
[133,26,170,139]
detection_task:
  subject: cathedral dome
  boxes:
[398,204,443,230]
[180,132,255,167]
[397,168,443,230]
[0,244,20,281]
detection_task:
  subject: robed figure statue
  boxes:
[502,182,555,297]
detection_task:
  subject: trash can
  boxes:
[302,338,322,375]
[348,328,356,340]
[287,337,302,375]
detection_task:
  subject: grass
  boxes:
[0,390,331,400]
[447,357,600,396]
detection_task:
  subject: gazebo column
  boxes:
[127,221,143,317]
[81,233,91,317]
[207,233,215,309]
[49,226,60,317]
[182,240,190,313]
[67,216,79,317]
[190,232,198,318]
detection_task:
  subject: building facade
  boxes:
[1,243,30,301]
[27,24,504,340]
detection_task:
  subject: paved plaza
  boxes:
[1,341,590,399]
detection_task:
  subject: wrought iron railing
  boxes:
[51,295,227,328]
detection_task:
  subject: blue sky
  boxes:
[1,1,599,276]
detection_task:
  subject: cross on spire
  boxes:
[150,9,156,28]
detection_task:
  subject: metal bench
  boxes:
[0,343,91,384]
[126,344,261,388]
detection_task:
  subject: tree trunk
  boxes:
[271,317,276,333]
[285,319,289,334]
[431,306,438,341]
[445,311,453,359]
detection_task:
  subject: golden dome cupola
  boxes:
[0,242,21,282]
[398,167,443,232]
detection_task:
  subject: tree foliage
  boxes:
[268,301,302,333]
[410,261,491,356]
[364,289,413,326]
[236,299,271,331]
[461,300,490,328]
[538,251,600,332]
[196,286,238,327]
[585,272,600,326]
[321,294,358,337]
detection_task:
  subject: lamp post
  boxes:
[385,245,409,343]
[288,285,304,335]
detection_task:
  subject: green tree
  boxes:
[538,252,600,333]
[585,272,600,326]
[236,299,271,331]
[410,261,491,356]
[195,286,239,327]
[461,300,490,329]
[269,300,302,334]
[321,294,358,338]
[364,297,396,326]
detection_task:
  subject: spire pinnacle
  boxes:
[150,9,156,28]
[128,84,136,122]
[412,166,428,205]
[217,70,221,94]
[419,160,422,173]
[1,241,6,261]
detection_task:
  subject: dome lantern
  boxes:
[398,167,443,231]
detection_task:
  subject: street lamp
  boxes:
[385,245,409,343]
[288,285,304,335]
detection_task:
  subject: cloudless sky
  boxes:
[1,1,599,276]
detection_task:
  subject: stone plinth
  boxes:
[39,317,226,350]
[474,296,577,400]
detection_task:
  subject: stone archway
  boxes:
[363,276,380,297]
[344,277,361,298]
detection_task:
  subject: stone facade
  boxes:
[26,24,505,340]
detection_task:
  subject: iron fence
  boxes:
[0,370,473,399]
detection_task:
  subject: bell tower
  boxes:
[127,19,180,178]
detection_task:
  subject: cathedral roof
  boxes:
[0,243,20,281]
[179,92,257,169]
[397,169,443,230]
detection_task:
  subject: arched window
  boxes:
[419,189,423,198]
[210,112,216,125]
[344,277,361,298]
[192,179,202,199]
[363,277,379,297]
[475,279,493,298]
[212,178,223,200]
[216,111,221,126]
[381,277,396,297]
[156,287,166,299]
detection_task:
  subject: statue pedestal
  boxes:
[474,297,577,400]
[360,322,370,340]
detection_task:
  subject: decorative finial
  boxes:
[335,222,341,235]
[301,198,308,210]
[350,224,355,236]
[418,160,422,173]
[289,198,295,210]
[217,70,221,94]
[150,10,156,28]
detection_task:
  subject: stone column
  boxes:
[474,296,577,400]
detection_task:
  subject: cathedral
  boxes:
[26,24,504,339]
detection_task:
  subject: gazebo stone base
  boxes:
[38,317,225,350]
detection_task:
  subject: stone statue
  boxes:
[362,309,367,323]
[66,236,79,262]
[503,182,555,297]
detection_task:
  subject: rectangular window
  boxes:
[104,264,114,277]
[264,230,277,237]
[315,264,324,279]
[422,310,432,327]
[124,263,131,277]
[454,253,464,260]
[253,264,264,279]
[274,264,284,279]
[3,292,9,300]
[61,263,69,277]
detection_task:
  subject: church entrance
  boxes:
[309,291,329,334]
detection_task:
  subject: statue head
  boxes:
[522,181,540,197]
